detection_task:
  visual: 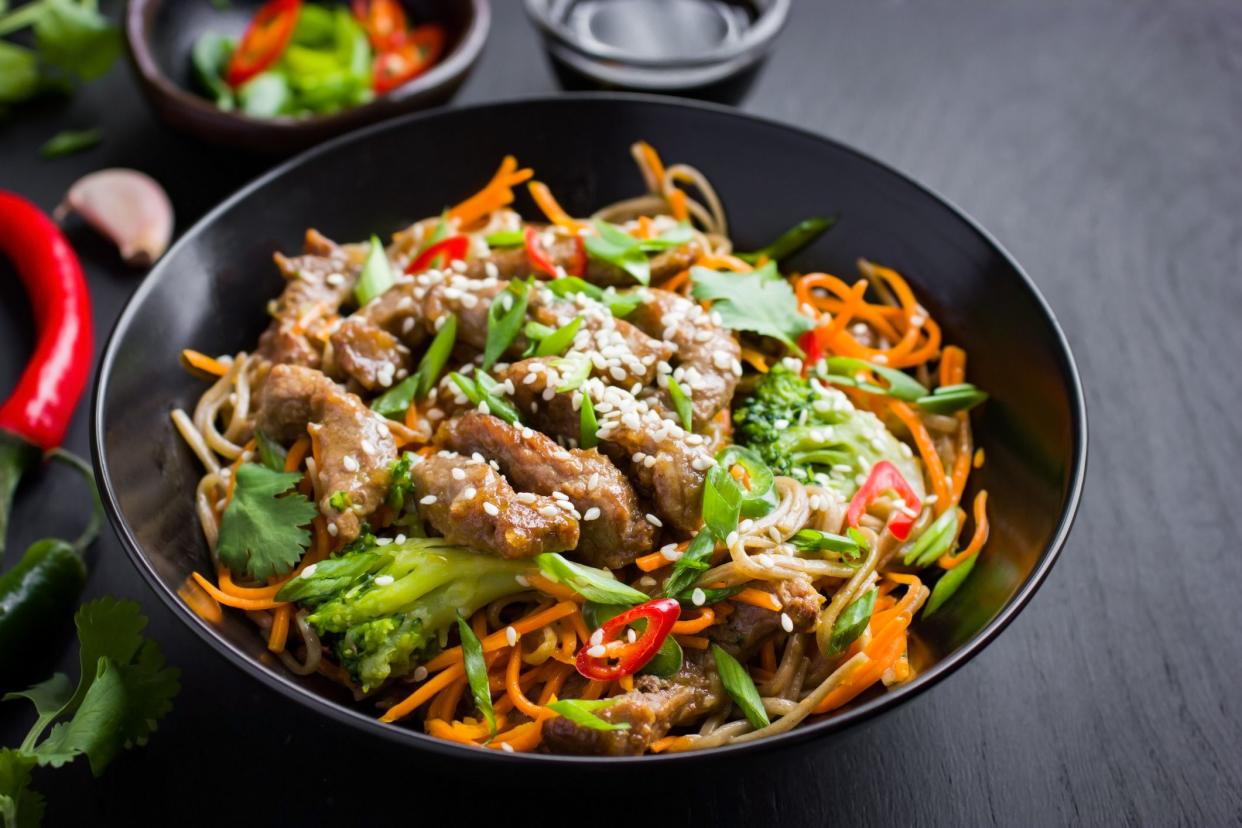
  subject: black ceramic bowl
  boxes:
[125,0,490,154]
[93,95,1086,765]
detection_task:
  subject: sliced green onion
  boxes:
[790,529,861,558]
[822,356,927,401]
[715,445,777,520]
[482,279,529,370]
[916,383,989,414]
[554,356,591,392]
[902,507,959,567]
[584,220,650,285]
[535,315,583,357]
[702,465,743,541]
[824,588,876,657]
[371,315,457,418]
[546,276,640,317]
[712,644,770,729]
[354,235,394,306]
[483,230,524,248]
[448,371,520,425]
[254,430,287,472]
[662,528,716,600]
[579,394,599,449]
[457,617,496,736]
[668,376,694,431]
[534,553,649,605]
[923,553,979,617]
[547,698,630,731]
[637,222,693,252]
[737,216,836,264]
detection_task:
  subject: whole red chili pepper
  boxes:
[576,597,681,681]
[846,460,923,541]
[406,235,469,274]
[0,191,94,553]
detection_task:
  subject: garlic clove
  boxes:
[56,168,174,267]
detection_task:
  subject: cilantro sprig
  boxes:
[2,599,179,827]
[217,464,318,581]
[690,261,814,355]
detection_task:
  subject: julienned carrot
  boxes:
[191,571,287,611]
[633,140,667,193]
[528,181,585,232]
[734,587,782,613]
[671,607,716,635]
[635,550,672,572]
[656,268,692,294]
[675,634,709,650]
[889,400,951,515]
[180,348,228,377]
[420,602,577,674]
[178,576,223,623]
[738,347,770,374]
[380,661,465,723]
[940,490,989,569]
[668,188,689,222]
[267,604,291,653]
[448,156,534,228]
[696,252,752,273]
[506,644,544,719]
[283,435,310,473]
[527,573,580,602]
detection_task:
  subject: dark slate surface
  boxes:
[2,1,1240,825]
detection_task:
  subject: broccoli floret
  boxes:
[292,538,534,691]
[733,364,924,500]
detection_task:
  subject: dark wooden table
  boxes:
[3,1,1240,825]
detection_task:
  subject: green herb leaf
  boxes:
[711,644,770,729]
[691,262,813,355]
[371,314,457,418]
[483,278,529,370]
[715,445,777,519]
[824,588,876,657]
[34,0,122,81]
[546,698,630,731]
[924,553,979,617]
[190,31,234,107]
[822,356,928,400]
[790,529,861,558]
[0,41,39,105]
[535,315,583,357]
[579,393,599,449]
[637,222,693,252]
[39,127,100,159]
[902,507,959,567]
[254,430,287,472]
[737,217,835,264]
[545,276,640,317]
[662,528,716,600]
[668,376,693,431]
[354,235,394,306]
[916,383,989,414]
[456,617,496,736]
[216,464,317,581]
[584,220,650,285]
[702,465,742,541]
[534,553,650,605]
[275,551,389,604]
[0,748,42,828]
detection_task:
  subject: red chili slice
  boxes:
[371,24,446,94]
[846,460,923,541]
[225,0,302,88]
[352,0,408,52]
[798,328,825,370]
[523,226,559,278]
[575,598,681,682]
[569,235,587,278]
[406,235,469,273]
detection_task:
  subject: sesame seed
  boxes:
[483,501,500,516]
[587,472,599,489]
[300,563,318,578]
[589,629,604,646]
[505,625,518,647]
[374,574,395,587]
[462,486,477,500]
[342,455,360,472]
[327,523,339,537]
[395,534,407,544]
[451,467,466,480]
[587,645,607,658]
[645,513,663,527]
[539,505,561,518]
[583,507,601,521]
[780,612,794,633]
[515,492,536,504]
[691,588,706,606]
[413,666,429,682]
[420,495,438,505]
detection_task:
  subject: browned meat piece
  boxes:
[409,450,579,559]
[256,230,362,369]
[627,288,741,428]
[434,413,654,569]
[706,578,822,658]
[327,317,411,392]
[255,364,397,543]
[542,651,724,756]
[359,269,506,353]
[498,361,712,534]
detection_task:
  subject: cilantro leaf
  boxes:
[35,658,126,773]
[63,598,146,720]
[34,0,122,82]
[690,261,814,355]
[0,749,42,828]
[216,464,317,581]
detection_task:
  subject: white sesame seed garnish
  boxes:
[413,666,429,682]
[300,563,318,578]
[587,645,607,658]
[645,513,663,527]
[374,574,395,587]
[505,625,518,647]
[483,501,500,516]
[691,588,707,607]
[327,523,339,537]
[451,467,466,480]
[539,505,561,518]
[780,612,794,633]
[342,455,360,472]
[420,495,438,505]
[462,486,477,500]
[583,507,601,521]
[589,629,604,646]
[515,574,530,587]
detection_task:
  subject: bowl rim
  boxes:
[91,91,1088,767]
[124,0,492,131]
[523,0,790,69]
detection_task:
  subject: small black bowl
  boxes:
[93,94,1086,766]
[125,0,490,154]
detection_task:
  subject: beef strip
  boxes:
[357,268,506,352]
[408,449,579,559]
[542,578,823,755]
[434,413,654,569]
[255,364,397,543]
[626,288,741,429]
[256,230,363,368]
[326,316,411,392]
